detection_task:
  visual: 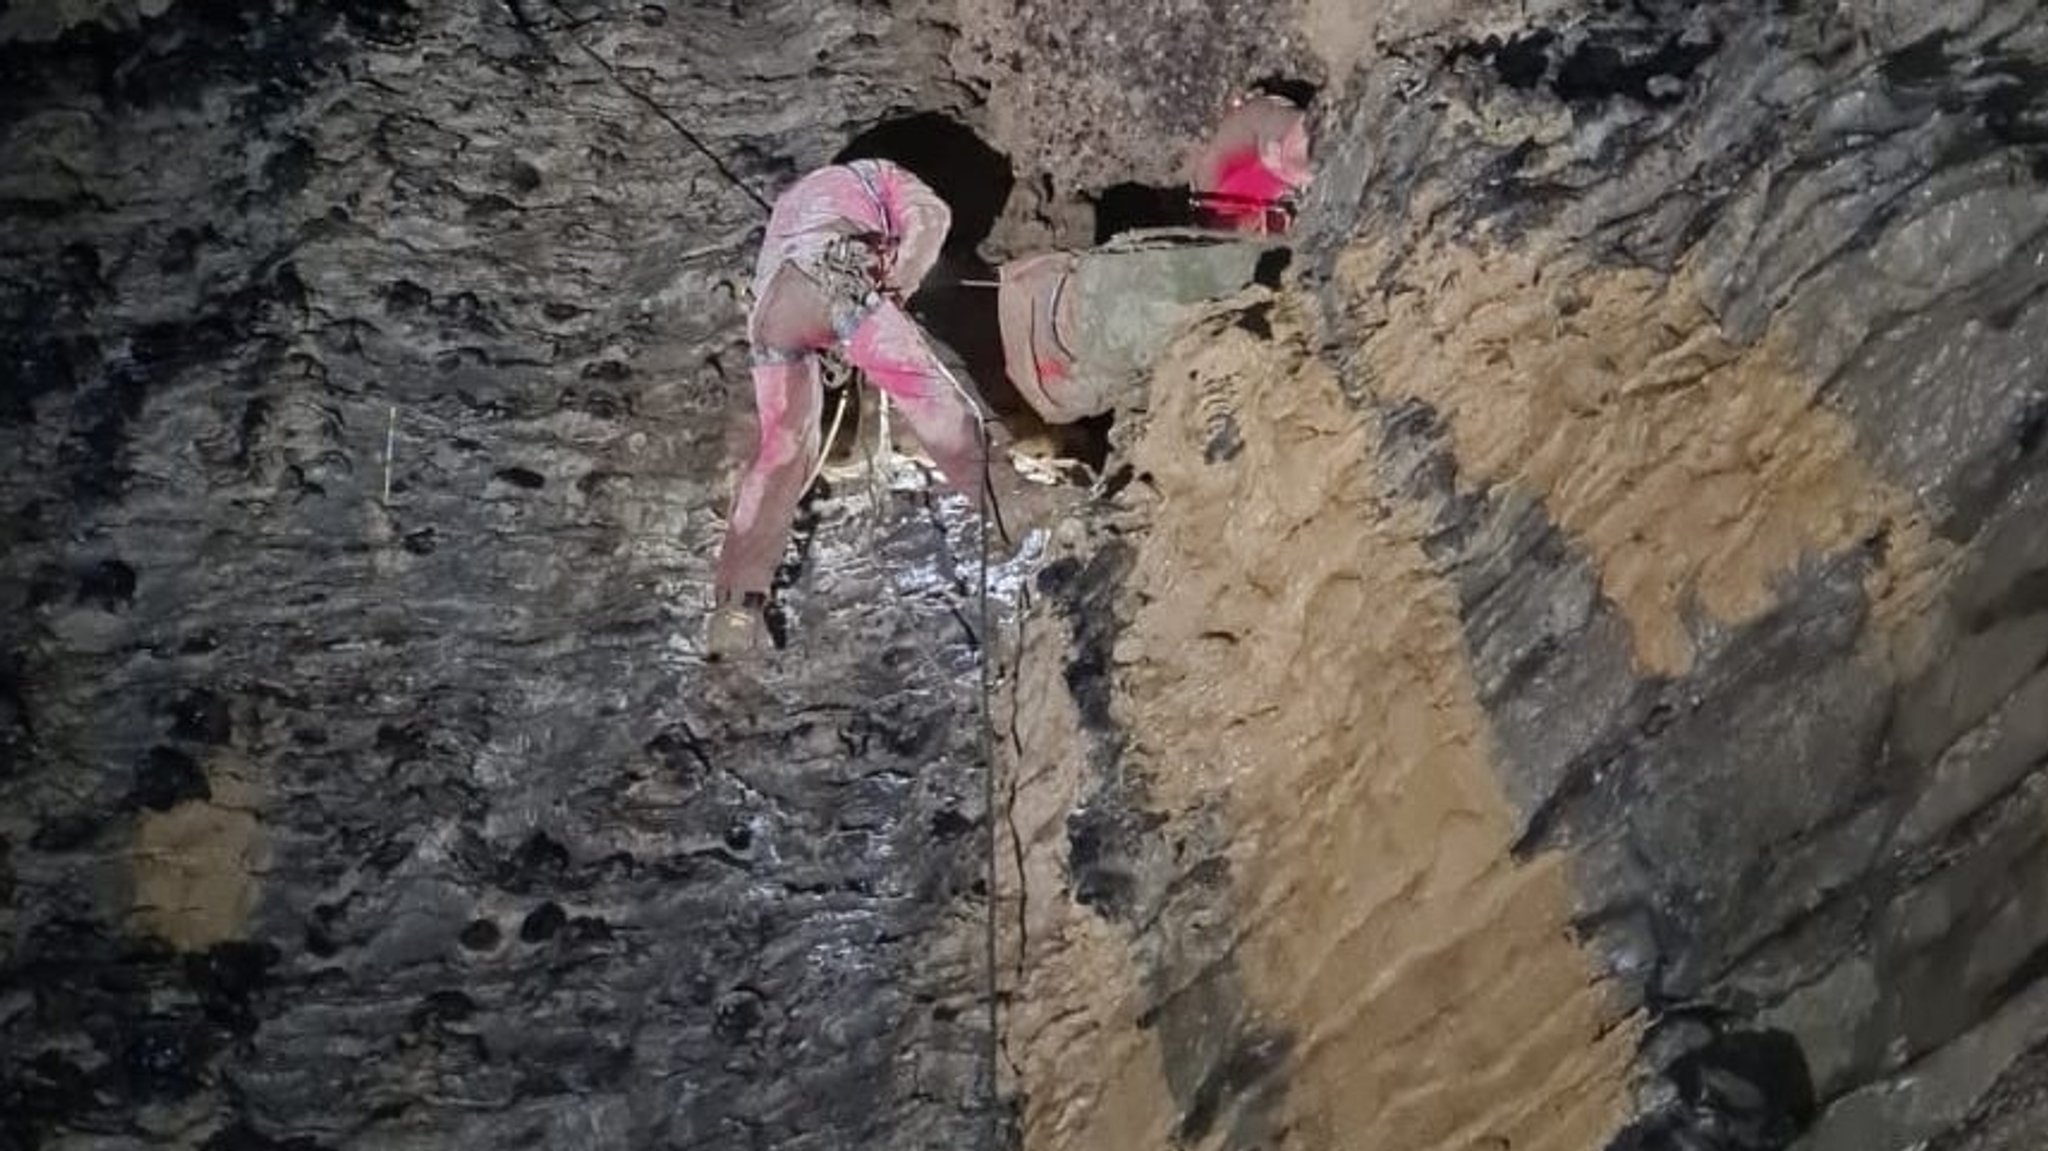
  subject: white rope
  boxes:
[799,385,853,496]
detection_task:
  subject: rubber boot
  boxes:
[704,592,770,660]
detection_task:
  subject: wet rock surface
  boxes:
[0,1,1000,1148]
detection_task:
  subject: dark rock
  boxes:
[413,989,478,1026]
[714,988,764,1041]
[187,941,282,1035]
[458,919,502,951]
[202,1122,333,1151]
[168,689,234,745]
[131,745,210,811]
[0,8,987,1134]
[75,558,136,610]
[1036,543,1130,737]
[491,466,546,490]
[929,806,974,840]
[518,901,566,943]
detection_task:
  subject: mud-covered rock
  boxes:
[1304,0,2048,1146]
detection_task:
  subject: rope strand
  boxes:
[800,385,854,496]
[540,0,775,216]
[976,420,1004,1150]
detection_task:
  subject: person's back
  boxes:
[753,159,949,303]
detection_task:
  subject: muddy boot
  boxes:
[704,592,770,660]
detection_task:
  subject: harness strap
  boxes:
[751,345,808,367]
[1045,265,1079,362]
[844,160,894,240]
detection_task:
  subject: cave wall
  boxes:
[6,0,2048,1149]
[0,1,1010,1148]
[998,298,1642,1151]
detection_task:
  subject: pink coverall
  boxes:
[713,159,989,605]
[996,251,1090,424]
[1189,95,1312,233]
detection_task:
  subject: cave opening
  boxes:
[1248,74,1320,108]
[1093,182,1196,244]
[831,112,1014,256]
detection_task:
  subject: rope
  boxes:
[847,331,1004,1143]
[917,331,1004,1148]
[975,419,1003,1150]
[800,384,853,496]
[539,0,775,217]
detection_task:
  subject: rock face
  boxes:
[1329,3,2048,1147]
[5,0,2048,1150]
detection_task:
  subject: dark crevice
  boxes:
[1553,30,1721,106]
[1066,413,1116,474]
[1248,76,1319,108]
[1608,1025,1816,1151]
[1091,182,1194,244]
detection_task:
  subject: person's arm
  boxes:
[880,169,951,298]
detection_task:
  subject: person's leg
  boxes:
[840,297,989,496]
[712,355,824,605]
[711,260,838,611]
[842,298,1073,547]
[997,253,1092,425]
[751,262,838,350]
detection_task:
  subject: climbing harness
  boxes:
[813,234,893,341]
[1189,188,1300,233]
[794,234,888,499]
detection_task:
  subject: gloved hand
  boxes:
[704,592,770,660]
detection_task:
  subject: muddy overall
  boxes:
[708,160,990,656]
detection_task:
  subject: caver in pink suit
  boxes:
[712,159,986,614]
[1188,92,1313,233]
